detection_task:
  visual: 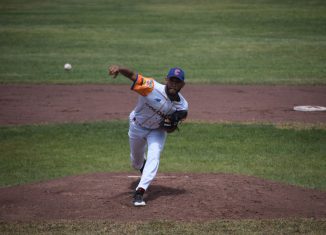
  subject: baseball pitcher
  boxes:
[108,65,188,206]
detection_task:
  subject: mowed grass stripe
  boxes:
[0,121,325,190]
[0,0,325,84]
[1,219,326,235]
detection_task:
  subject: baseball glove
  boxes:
[160,110,188,133]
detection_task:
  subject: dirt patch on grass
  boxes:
[0,173,325,222]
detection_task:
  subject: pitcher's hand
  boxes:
[108,65,120,78]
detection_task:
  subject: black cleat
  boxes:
[133,188,146,207]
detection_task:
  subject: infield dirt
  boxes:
[0,84,325,125]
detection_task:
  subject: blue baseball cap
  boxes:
[167,67,185,82]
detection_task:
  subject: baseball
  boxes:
[64,63,72,71]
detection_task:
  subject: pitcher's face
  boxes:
[165,77,185,95]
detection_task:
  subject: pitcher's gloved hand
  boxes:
[160,110,188,133]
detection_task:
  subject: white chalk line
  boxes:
[113,175,189,179]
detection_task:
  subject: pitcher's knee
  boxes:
[131,160,143,170]
[147,150,162,161]
[130,153,144,169]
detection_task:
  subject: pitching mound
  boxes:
[1,173,325,222]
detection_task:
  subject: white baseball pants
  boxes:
[128,119,167,191]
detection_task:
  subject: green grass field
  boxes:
[1,0,326,84]
[1,219,326,235]
[1,0,326,234]
[1,122,325,190]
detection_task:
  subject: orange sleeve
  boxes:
[131,74,154,96]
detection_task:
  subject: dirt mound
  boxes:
[1,173,325,222]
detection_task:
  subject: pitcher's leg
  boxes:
[128,122,147,170]
[136,130,167,191]
[129,135,147,170]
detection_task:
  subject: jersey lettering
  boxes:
[145,103,168,119]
